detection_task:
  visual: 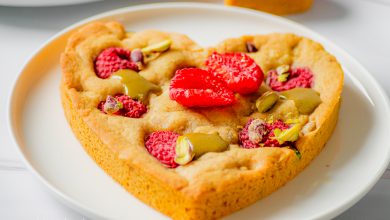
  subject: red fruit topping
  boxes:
[169,68,235,107]
[239,119,290,148]
[94,47,138,79]
[99,95,147,118]
[266,67,313,92]
[145,131,180,168]
[205,52,264,95]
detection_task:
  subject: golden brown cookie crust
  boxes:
[61,21,343,219]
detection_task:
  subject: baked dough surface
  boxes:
[61,22,343,219]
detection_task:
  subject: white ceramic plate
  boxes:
[0,0,100,7]
[8,3,390,220]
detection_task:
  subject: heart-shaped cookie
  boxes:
[60,21,343,220]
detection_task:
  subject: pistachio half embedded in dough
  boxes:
[255,91,279,113]
[174,133,229,165]
[280,88,321,114]
[174,136,194,165]
[141,39,172,54]
[110,69,161,101]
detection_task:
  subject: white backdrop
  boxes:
[0,0,389,219]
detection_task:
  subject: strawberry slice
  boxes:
[205,52,264,95]
[169,68,235,107]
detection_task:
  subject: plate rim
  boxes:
[0,0,101,7]
[7,2,390,219]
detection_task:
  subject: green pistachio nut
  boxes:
[294,148,302,159]
[277,73,289,82]
[110,69,161,101]
[174,136,195,165]
[276,64,290,75]
[256,91,279,113]
[287,146,302,159]
[103,95,123,114]
[274,123,302,144]
[280,88,321,114]
[174,133,229,165]
[273,128,282,138]
[141,39,172,54]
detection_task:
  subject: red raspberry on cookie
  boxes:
[145,131,180,168]
[239,118,290,148]
[99,95,147,118]
[95,47,139,79]
[266,67,313,92]
[205,52,264,95]
[169,68,235,107]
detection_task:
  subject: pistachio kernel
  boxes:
[287,146,302,159]
[276,64,290,75]
[248,119,268,144]
[280,88,322,114]
[256,91,279,113]
[174,136,195,165]
[103,95,123,114]
[174,133,229,165]
[110,69,161,102]
[130,49,144,70]
[143,53,161,63]
[277,73,289,82]
[141,39,172,54]
[279,95,287,100]
[245,42,258,53]
[274,123,302,144]
[131,48,143,62]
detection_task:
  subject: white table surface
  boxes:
[1,0,390,219]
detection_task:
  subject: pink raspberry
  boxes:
[239,119,290,148]
[99,95,147,118]
[94,47,138,79]
[266,67,313,92]
[144,131,180,168]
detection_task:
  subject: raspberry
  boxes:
[266,67,313,92]
[116,95,147,118]
[99,94,147,118]
[205,52,264,95]
[169,68,235,107]
[263,120,290,147]
[144,131,180,168]
[239,119,290,148]
[94,47,138,79]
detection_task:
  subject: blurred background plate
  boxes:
[0,0,100,7]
